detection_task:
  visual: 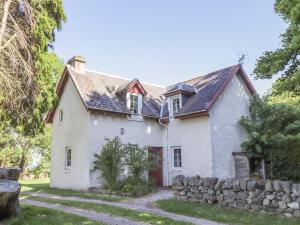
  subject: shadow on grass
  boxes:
[20,179,127,202]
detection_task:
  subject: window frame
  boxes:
[65,147,72,170]
[170,95,182,117]
[129,94,139,115]
[172,146,182,169]
[58,109,63,123]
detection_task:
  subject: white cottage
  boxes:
[47,56,256,190]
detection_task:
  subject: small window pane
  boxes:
[172,98,180,113]
[59,110,63,122]
[130,95,139,114]
[65,148,71,168]
[174,148,182,168]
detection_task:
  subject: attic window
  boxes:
[172,97,181,113]
[130,94,139,114]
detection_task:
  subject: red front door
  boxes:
[148,147,163,186]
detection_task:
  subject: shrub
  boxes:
[93,138,156,195]
[121,176,153,197]
[123,143,155,181]
[240,96,300,180]
[92,137,125,189]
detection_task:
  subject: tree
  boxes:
[0,0,65,172]
[0,0,66,132]
[240,96,300,180]
[0,52,63,172]
[254,0,300,96]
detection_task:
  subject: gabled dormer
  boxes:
[163,83,196,118]
[116,79,147,119]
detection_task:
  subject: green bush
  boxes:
[93,138,156,196]
[124,143,155,180]
[121,176,153,197]
[92,137,125,190]
[240,96,300,180]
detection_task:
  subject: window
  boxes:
[172,97,181,114]
[173,147,182,168]
[130,94,139,114]
[59,109,63,123]
[65,147,72,169]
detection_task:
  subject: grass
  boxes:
[22,195,193,225]
[2,205,105,225]
[20,179,127,202]
[155,199,300,225]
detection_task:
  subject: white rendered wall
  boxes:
[50,77,91,190]
[88,113,164,187]
[209,73,252,178]
[163,116,213,186]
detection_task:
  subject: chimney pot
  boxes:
[67,56,86,74]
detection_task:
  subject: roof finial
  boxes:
[237,51,249,66]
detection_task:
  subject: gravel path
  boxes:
[21,198,149,225]
[123,189,173,206]
[24,191,225,225]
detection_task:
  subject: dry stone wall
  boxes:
[172,175,300,218]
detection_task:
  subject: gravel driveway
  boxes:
[23,191,226,225]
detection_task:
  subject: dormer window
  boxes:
[130,94,139,114]
[170,95,182,117]
[172,97,181,113]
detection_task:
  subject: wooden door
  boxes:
[148,147,163,186]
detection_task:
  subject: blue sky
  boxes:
[54,0,286,94]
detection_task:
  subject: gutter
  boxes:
[158,97,170,186]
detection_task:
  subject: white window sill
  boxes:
[64,169,71,173]
[172,167,183,171]
[127,115,143,122]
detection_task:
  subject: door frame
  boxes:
[148,146,163,186]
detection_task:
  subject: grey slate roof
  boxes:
[46,63,255,123]
[69,67,165,118]
[161,64,254,118]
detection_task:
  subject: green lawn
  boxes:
[155,199,300,225]
[20,179,126,202]
[23,195,193,225]
[2,205,105,225]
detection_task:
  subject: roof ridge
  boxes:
[183,64,241,84]
[85,69,165,89]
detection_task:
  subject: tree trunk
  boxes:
[0,0,13,46]
[18,153,26,172]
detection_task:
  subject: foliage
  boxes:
[240,96,300,180]
[0,126,52,173]
[124,143,155,181]
[254,0,300,96]
[0,1,65,175]
[93,137,156,195]
[92,137,125,190]
[0,0,66,122]
[121,177,153,197]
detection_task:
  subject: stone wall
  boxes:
[172,175,300,218]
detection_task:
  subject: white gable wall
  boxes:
[163,116,212,186]
[50,77,91,190]
[209,73,252,178]
[88,113,163,187]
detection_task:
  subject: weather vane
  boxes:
[237,51,249,66]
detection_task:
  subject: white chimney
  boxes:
[67,56,86,74]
